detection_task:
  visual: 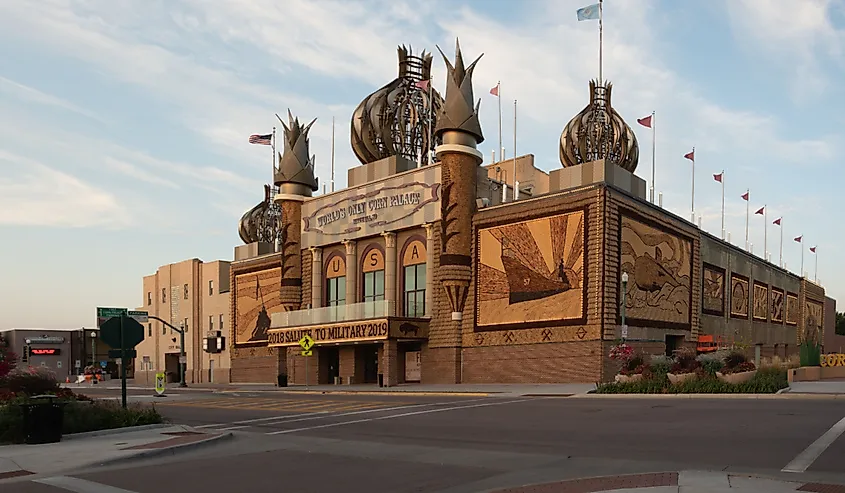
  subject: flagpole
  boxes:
[271,126,276,179]
[513,99,517,200]
[690,147,695,223]
[598,0,604,83]
[763,205,767,261]
[801,240,805,278]
[720,171,725,240]
[497,81,502,163]
[330,117,335,192]
[814,248,818,282]
[428,77,434,165]
[650,111,656,203]
[744,189,749,251]
[779,219,783,268]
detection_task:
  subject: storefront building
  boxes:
[228,42,830,385]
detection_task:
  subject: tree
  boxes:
[836,311,845,336]
[0,334,17,378]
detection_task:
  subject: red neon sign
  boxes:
[30,348,60,356]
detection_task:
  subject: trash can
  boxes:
[378,373,384,388]
[277,374,288,387]
[20,395,66,445]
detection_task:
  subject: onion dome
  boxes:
[434,39,484,144]
[351,45,444,166]
[274,109,318,196]
[559,80,639,173]
[238,185,282,244]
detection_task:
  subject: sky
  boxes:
[1,0,843,330]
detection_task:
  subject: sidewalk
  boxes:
[491,470,845,492]
[0,424,231,481]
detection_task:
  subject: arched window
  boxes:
[402,239,427,317]
[325,253,346,307]
[362,247,385,303]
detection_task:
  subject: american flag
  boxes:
[249,133,272,145]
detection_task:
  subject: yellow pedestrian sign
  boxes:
[298,334,315,351]
[301,349,313,357]
[154,372,166,396]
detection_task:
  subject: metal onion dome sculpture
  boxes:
[433,38,484,144]
[238,185,282,245]
[559,80,639,173]
[274,110,319,194]
[351,45,444,166]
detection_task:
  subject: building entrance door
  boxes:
[362,345,379,384]
[322,347,340,384]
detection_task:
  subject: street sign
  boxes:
[56,361,62,368]
[179,355,187,364]
[108,349,137,358]
[301,350,313,357]
[75,360,81,368]
[100,360,107,368]
[128,310,149,323]
[155,372,166,395]
[298,334,315,351]
[96,307,127,327]
[99,316,145,349]
[621,324,629,339]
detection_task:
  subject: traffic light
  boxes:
[21,345,29,363]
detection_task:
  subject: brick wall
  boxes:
[462,341,603,383]
[230,346,284,383]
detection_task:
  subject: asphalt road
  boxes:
[5,389,845,493]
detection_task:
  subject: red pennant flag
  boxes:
[773,217,782,226]
[415,79,430,91]
[489,84,499,96]
[713,172,723,183]
[684,150,695,162]
[794,235,803,243]
[810,246,817,253]
[637,115,653,128]
[755,206,765,215]
[741,191,749,201]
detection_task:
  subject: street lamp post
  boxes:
[89,331,97,367]
[621,272,629,341]
[178,322,187,388]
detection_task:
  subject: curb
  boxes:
[94,431,234,468]
[571,392,844,400]
[62,424,171,441]
[218,389,493,397]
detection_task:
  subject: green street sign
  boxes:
[99,316,145,350]
[108,349,137,359]
[96,307,127,328]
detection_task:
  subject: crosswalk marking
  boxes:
[156,397,412,414]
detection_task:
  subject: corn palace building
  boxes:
[227,42,828,386]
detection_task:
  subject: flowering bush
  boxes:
[0,335,16,379]
[669,348,701,375]
[0,367,60,396]
[609,343,634,361]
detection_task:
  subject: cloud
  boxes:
[0,150,130,228]
[0,75,106,123]
[101,157,180,189]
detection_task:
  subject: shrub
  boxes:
[696,352,725,376]
[670,348,701,374]
[619,354,646,375]
[649,355,672,376]
[0,367,61,396]
[723,351,749,369]
[595,367,787,394]
[799,340,822,367]
[0,335,16,379]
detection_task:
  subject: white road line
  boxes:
[782,416,845,473]
[267,398,530,435]
[35,476,138,493]
[214,425,250,431]
[195,397,491,430]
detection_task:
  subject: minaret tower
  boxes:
[433,39,484,326]
[273,110,319,312]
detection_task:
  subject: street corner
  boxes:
[99,426,235,466]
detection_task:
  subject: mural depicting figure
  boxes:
[753,283,768,321]
[730,274,749,318]
[786,293,799,325]
[702,265,725,315]
[476,210,585,330]
[620,214,692,328]
[234,269,283,344]
[804,300,824,343]
[771,289,784,323]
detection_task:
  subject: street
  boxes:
[3,388,845,492]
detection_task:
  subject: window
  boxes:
[148,323,152,337]
[161,288,166,303]
[362,248,385,303]
[325,254,347,307]
[404,264,426,317]
[147,292,152,306]
[219,314,224,330]
[209,315,214,331]
[402,239,427,317]
[183,318,189,333]
[184,284,189,300]
[209,280,214,296]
